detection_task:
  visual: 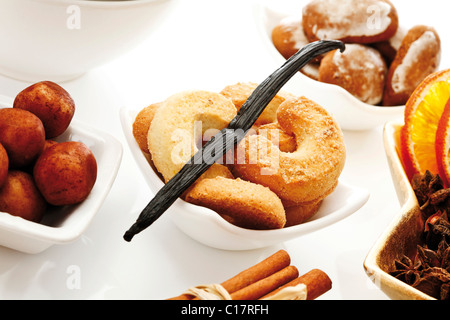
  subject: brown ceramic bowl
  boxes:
[363,121,435,300]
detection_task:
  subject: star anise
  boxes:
[441,282,450,300]
[390,255,422,285]
[436,240,450,272]
[411,171,444,206]
[411,267,450,300]
[416,245,441,269]
[391,171,450,300]
[411,171,450,218]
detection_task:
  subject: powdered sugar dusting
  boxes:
[389,26,406,51]
[392,31,440,93]
[279,16,309,49]
[306,0,392,40]
[330,44,386,104]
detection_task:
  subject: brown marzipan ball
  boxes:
[0,108,45,168]
[13,81,75,138]
[33,141,97,206]
[0,170,47,222]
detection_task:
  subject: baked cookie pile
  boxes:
[132,83,346,230]
[272,0,441,106]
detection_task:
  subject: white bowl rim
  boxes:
[170,179,369,239]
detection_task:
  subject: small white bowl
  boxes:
[0,95,123,254]
[120,107,369,251]
[0,0,175,82]
[364,121,435,300]
[254,4,405,131]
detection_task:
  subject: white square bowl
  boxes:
[0,95,123,254]
[120,106,370,251]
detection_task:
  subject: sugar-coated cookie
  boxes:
[271,16,323,80]
[383,25,441,106]
[233,96,346,205]
[318,44,388,105]
[302,0,398,44]
[272,16,309,60]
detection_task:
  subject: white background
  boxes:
[0,0,448,300]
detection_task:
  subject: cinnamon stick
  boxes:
[168,249,291,300]
[230,266,299,300]
[260,269,332,300]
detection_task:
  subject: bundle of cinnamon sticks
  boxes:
[168,250,332,300]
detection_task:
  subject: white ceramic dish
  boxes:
[364,121,434,300]
[120,106,370,251]
[253,3,405,131]
[0,95,123,254]
[0,0,175,82]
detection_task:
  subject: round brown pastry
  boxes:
[233,96,346,205]
[0,170,47,223]
[13,81,75,139]
[33,141,97,206]
[383,25,441,106]
[220,82,295,125]
[0,108,45,168]
[302,0,398,44]
[318,44,388,105]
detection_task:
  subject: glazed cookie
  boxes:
[383,25,441,106]
[318,44,388,105]
[272,16,309,60]
[272,16,321,80]
[302,0,398,44]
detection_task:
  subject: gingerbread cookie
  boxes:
[318,44,388,105]
[271,16,321,80]
[383,25,441,106]
[302,0,398,44]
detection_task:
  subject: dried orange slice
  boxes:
[435,98,450,187]
[400,69,450,180]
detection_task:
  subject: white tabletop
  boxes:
[0,0,447,300]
